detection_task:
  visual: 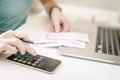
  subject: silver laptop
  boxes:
[58,20,120,65]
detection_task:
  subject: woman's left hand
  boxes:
[50,7,71,33]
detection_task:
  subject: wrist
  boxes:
[49,6,62,19]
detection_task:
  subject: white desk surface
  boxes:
[0,4,120,80]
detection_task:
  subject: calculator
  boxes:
[7,52,61,73]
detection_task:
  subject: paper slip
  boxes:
[34,42,60,48]
[33,40,85,48]
[38,32,89,48]
[41,32,90,42]
[59,40,85,48]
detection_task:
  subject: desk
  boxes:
[0,4,120,80]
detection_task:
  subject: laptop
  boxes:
[58,20,120,65]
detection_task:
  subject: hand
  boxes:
[0,30,37,56]
[50,7,71,32]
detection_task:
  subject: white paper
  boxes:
[33,40,85,48]
[37,32,90,48]
[42,32,90,42]
[59,40,85,48]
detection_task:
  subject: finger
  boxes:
[59,23,64,32]
[0,43,17,54]
[24,43,37,56]
[3,38,26,55]
[53,21,61,33]
[62,23,70,32]
[61,19,70,32]
[0,30,29,40]
[12,31,29,39]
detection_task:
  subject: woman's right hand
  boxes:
[0,30,37,56]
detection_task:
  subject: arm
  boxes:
[40,0,60,18]
[40,0,70,32]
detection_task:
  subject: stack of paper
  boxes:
[39,32,90,48]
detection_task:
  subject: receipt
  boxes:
[39,32,90,48]
[34,40,85,48]
[42,32,90,42]
[59,40,85,48]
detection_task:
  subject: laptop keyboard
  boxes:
[95,27,120,56]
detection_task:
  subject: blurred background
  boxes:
[58,0,120,11]
[30,0,120,26]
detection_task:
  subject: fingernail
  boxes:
[21,51,25,55]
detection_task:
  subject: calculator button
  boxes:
[26,58,31,61]
[22,60,27,64]
[31,63,37,67]
[34,61,40,64]
[33,57,37,61]
[37,58,42,62]
[33,55,40,60]
[18,59,23,62]
[27,62,32,65]
[13,58,18,61]
[16,52,23,58]
[37,62,45,68]
[40,57,44,59]
[23,52,29,58]
[27,58,34,62]
[28,56,33,59]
